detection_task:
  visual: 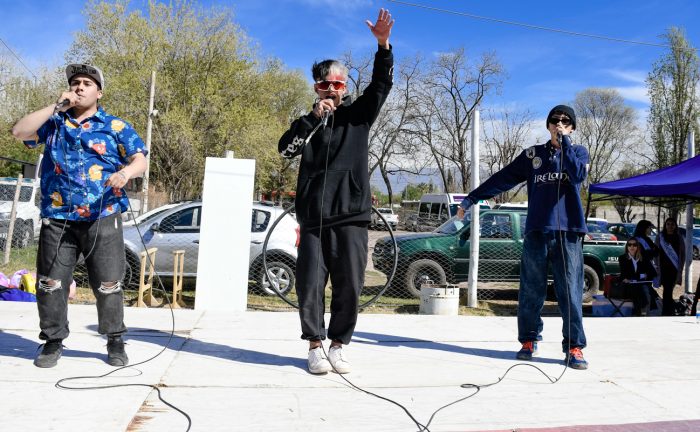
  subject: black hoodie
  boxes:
[278,46,393,229]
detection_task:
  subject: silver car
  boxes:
[121,202,298,294]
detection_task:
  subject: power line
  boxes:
[0,36,39,81]
[387,0,696,51]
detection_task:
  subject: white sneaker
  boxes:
[307,347,332,374]
[328,346,351,374]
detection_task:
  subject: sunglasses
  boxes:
[315,80,347,91]
[627,243,638,247]
[548,116,572,126]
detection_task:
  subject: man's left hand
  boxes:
[105,171,129,189]
[366,8,394,48]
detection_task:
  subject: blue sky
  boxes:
[1,0,698,120]
[1,0,698,127]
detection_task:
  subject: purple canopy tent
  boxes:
[589,154,700,206]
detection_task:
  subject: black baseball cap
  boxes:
[66,64,104,90]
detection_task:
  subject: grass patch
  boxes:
[0,245,37,276]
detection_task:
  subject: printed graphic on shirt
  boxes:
[281,135,305,158]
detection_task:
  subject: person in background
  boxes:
[655,217,685,316]
[633,219,658,263]
[618,239,657,316]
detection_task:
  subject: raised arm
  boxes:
[365,8,394,49]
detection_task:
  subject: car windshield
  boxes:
[378,209,392,214]
[0,184,33,202]
[587,224,606,233]
[435,215,466,234]
[133,207,173,225]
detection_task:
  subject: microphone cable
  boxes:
[42,110,192,431]
[309,110,430,431]
[410,134,579,432]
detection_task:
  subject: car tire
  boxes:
[123,250,140,289]
[694,246,699,260]
[258,260,295,296]
[583,264,599,303]
[404,258,447,298]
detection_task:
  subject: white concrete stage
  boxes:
[1,301,700,432]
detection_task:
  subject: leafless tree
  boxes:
[573,88,638,184]
[413,48,503,192]
[481,107,534,203]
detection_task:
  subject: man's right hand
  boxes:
[457,202,472,221]
[312,98,336,119]
[56,91,80,112]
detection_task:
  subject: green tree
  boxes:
[66,0,312,201]
[646,27,699,169]
[0,56,63,177]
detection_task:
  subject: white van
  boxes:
[0,177,41,248]
[417,193,490,230]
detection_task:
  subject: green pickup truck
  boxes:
[372,210,625,302]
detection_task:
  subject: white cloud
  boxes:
[606,69,647,84]
[615,85,650,105]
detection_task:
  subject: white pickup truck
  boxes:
[371,207,398,230]
[0,177,41,248]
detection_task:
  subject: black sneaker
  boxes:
[106,336,129,366]
[34,340,63,368]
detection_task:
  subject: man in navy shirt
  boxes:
[458,105,589,369]
[12,64,147,368]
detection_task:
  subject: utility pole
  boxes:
[685,129,695,293]
[467,109,480,308]
[142,70,157,214]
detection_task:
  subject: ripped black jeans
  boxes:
[36,213,127,341]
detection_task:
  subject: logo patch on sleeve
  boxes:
[532,157,542,169]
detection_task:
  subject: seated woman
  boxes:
[618,239,658,316]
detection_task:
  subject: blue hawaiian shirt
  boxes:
[24,107,147,221]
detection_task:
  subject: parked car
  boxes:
[678,226,700,260]
[492,202,528,211]
[606,223,637,241]
[585,224,617,242]
[0,177,41,248]
[372,210,625,301]
[120,201,299,294]
[403,213,419,231]
[123,202,185,226]
[586,217,608,230]
[417,193,490,232]
[372,207,398,230]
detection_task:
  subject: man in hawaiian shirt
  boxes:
[12,64,148,368]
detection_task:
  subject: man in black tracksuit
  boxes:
[278,8,394,374]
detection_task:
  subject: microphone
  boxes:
[55,99,70,111]
[321,95,333,128]
[557,132,563,146]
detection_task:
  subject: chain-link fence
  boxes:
[5,189,617,314]
[0,178,40,257]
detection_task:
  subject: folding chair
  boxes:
[602,274,634,317]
